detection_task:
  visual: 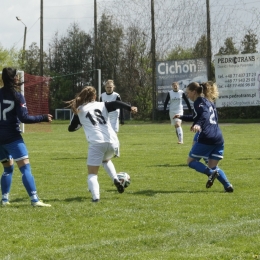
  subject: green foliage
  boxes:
[166,45,194,60]
[217,37,239,55]
[22,42,49,75]
[49,75,74,113]
[96,14,124,82]
[193,34,208,58]
[241,30,258,54]
[1,122,260,259]
[218,106,260,119]
[48,23,93,112]
[0,45,20,70]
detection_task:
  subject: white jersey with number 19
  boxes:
[77,101,118,144]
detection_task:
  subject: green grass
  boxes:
[1,122,260,260]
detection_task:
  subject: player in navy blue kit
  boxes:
[174,81,233,192]
[0,68,53,206]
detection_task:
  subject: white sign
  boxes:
[214,53,260,107]
[156,58,208,110]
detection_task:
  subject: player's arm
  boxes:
[105,101,137,114]
[116,95,125,125]
[68,113,82,132]
[178,114,194,121]
[163,93,170,113]
[15,93,52,123]
[182,93,192,113]
[190,100,206,127]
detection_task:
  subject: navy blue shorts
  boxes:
[189,142,224,161]
[0,139,29,162]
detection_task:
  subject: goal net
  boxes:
[0,70,51,133]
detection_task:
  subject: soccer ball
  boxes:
[117,172,131,188]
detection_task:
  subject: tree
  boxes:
[193,35,208,58]
[96,14,124,83]
[217,37,239,55]
[0,45,19,71]
[241,30,258,54]
[166,45,194,60]
[48,22,93,110]
[22,43,49,75]
[118,26,153,119]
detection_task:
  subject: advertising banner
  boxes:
[156,58,208,111]
[214,53,260,107]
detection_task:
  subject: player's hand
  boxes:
[131,107,138,114]
[190,124,201,132]
[173,114,180,119]
[47,114,53,122]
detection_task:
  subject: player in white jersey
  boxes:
[163,82,192,144]
[66,86,137,202]
[100,80,124,133]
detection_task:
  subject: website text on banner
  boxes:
[214,53,260,108]
[156,58,208,110]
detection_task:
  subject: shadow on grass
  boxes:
[152,163,187,167]
[239,158,260,160]
[52,157,86,160]
[132,189,216,196]
[63,196,87,202]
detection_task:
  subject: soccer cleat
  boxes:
[224,185,234,193]
[114,179,125,193]
[1,200,10,206]
[31,201,51,207]
[177,142,183,144]
[206,170,219,188]
[92,199,99,203]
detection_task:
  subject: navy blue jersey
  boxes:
[181,97,224,145]
[0,87,48,144]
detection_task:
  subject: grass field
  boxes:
[1,122,260,260]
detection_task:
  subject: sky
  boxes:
[0,0,101,51]
[1,0,260,54]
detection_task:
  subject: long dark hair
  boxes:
[1,67,23,103]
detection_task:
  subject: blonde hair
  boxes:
[65,86,96,114]
[105,79,115,88]
[187,81,219,102]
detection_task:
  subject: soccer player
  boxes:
[164,82,192,144]
[0,67,53,206]
[66,86,137,202]
[174,81,233,192]
[100,80,124,133]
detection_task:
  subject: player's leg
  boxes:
[109,115,118,134]
[187,143,213,174]
[170,112,183,143]
[87,143,108,201]
[87,165,100,202]
[193,132,208,164]
[0,147,14,205]
[102,142,124,193]
[208,145,233,192]
[175,120,183,144]
[5,139,50,206]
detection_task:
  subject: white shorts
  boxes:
[109,117,119,133]
[169,111,182,125]
[87,142,119,166]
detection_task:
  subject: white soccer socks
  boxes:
[176,126,183,143]
[87,174,100,200]
[102,160,118,181]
